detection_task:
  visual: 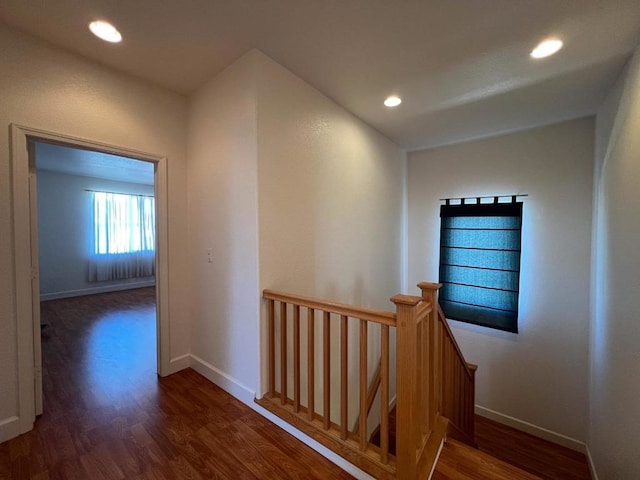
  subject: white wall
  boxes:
[187,51,260,398]
[255,51,405,427]
[590,45,640,479]
[0,25,189,437]
[256,53,405,308]
[407,118,594,446]
[186,50,405,424]
[36,170,155,300]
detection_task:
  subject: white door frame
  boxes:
[10,124,171,435]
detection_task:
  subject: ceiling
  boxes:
[35,142,155,185]
[2,0,640,150]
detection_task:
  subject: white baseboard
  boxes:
[428,439,445,480]
[166,354,191,375]
[585,443,600,480]
[252,402,376,480]
[0,416,26,444]
[40,280,155,301]
[189,354,256,405]
[475,405,586,453]
[187,354,374,480]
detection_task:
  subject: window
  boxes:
[438,199,522,333]
[93,191,155,255]
[89,191,155,282]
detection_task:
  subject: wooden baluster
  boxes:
[446,340,452,419]
[438,319,444,415]
[460,369,464,430]
[445,340,449,417]
[392,294,421,479]
[418,282,442,427]
[416,313,424,440]
[307,308,315,421]
[462,369,467,433]
[420,311,429,436]
[451,344,456,420]
[359,319,368,451]
[449,342,454,419]
[340,315,348,440]
[470,364,477,440]
[460,369,465,430]
[323,311,331,430]
[456,360,461,425]
[429,304,437,427]
[443,338,449,418]
[468,375,472,435]
[293,305,301,412]
[461,365,466,428]
[280,302,288,405]
[461,366,466,428]
[380,324,389,464]
[416,315,423,451]
[469,374,473,435]
[268,299,275,397]
[449,341,454,419]
[454,346,458,422]
[465,375,475,438]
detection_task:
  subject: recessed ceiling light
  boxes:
[89,20,122,43]
[384,96,402,107]
[530,38,563,59]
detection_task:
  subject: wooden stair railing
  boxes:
[257,282,476,480]
[258,289,397,480]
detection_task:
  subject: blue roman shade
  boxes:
[438,201,523,333]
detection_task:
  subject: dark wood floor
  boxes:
[0,288,352,480]
[371,404,590,480]
[474,415,591,480]
[434,438,542,480]
[434,415,593,479]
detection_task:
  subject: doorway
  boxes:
[34,140,159,414]
[10,125,170,435]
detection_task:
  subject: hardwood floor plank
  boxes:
[433,439,541,480]
[237,415,355,480]
[232,419,324,479]
[475,415,592,480]
[47,457,89,480]
[373,404,592,480]
[194,427,259,480]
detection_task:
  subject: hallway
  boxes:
[0,289,351,479]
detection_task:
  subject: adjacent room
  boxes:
[34,142,160,418]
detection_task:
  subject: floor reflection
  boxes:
[86,307,156,403]
[40,287,157,412]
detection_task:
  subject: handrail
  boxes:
[263,289,396,326]
[436,305,473,378]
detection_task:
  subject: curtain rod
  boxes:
[440,194,528,203]
[84,189,154,198]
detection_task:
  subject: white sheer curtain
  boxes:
[89,191,155,282]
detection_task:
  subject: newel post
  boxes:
[418,282,442,427]
[391,294,422,480]
[417,282,441,307]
